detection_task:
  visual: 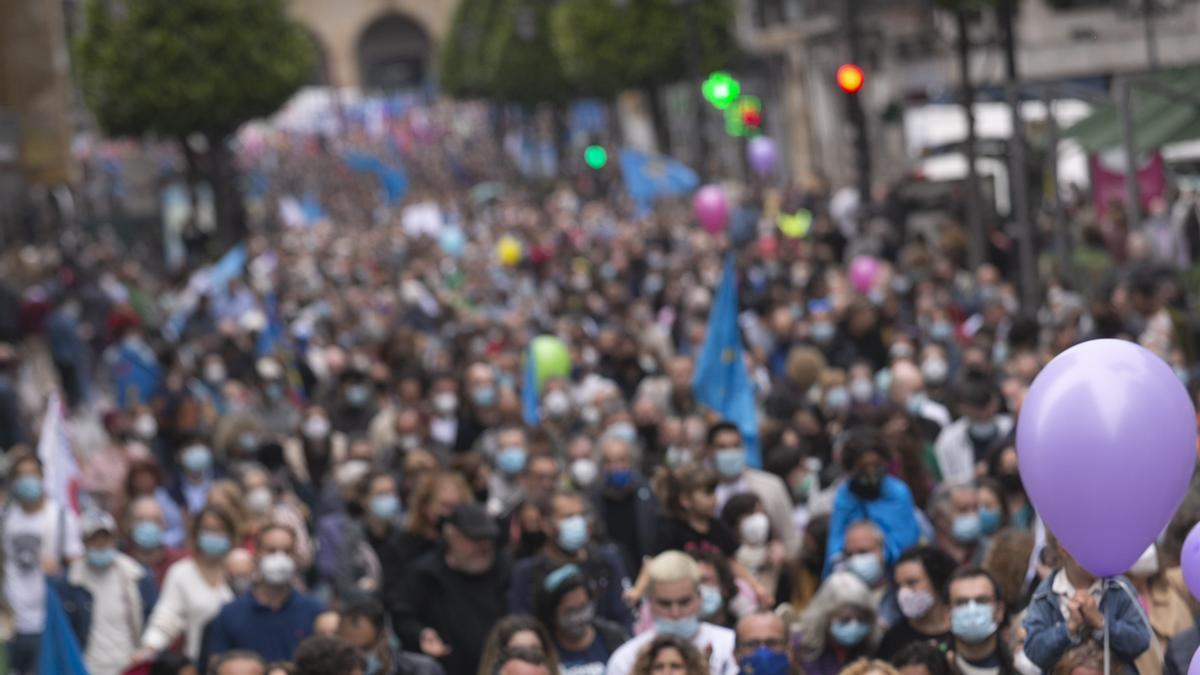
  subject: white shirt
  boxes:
[605,623,737,675]
[74,554,146,675]
[2,500,83,634]
[141,557,233,659]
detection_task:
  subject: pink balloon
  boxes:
[1017,339,1196,577]
[848,256,880,293]
[693,185,730,234]
[1182,523,1200,600]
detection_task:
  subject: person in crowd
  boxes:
[200,524,324,670]
[986,441,1033,530]
[629,635,711,675]
[478,615,562,675]
[264,663,295,675]
[509,489,631,627]
[795,572,879,675]
[1023,537,1150,673]
[946,567,1014,675]
[839,659,903,675]
[691,549,751,629]
[721,493,784,600]
[239,464,313,571]
[487,425,532,518]
[887,360,952,440]
[206,480,253,549]
[876,545,957,659]
[928,483,984,566]
[933,376,1014,485]
[976,478,1006,541]
[169,436,221,516]
[337,597,445,675]
[651,464,736,558]
[734,612,794,675]
[705,421,798,557]
[532,563,629,674]
[394,469,472,565]
[51,509,158,675]
[293,635,365,675]
[0,343,28,450]
[392,502,511,675]
[124,495,186,588]
[825,429,920,574]
[314,457,373,585]
[147,651,197,675]
[592,435,658,578]
[125,457,187,549]
[830,521,891,615]
[605,550,737,675]
[1124,543,1192,675]
[337,470,405,602]
[136,506,236,662]
[2,448,84,675]
[890,641,955,675]
[981,528,1036,615]
[207,651,267,675]
[225,546,256,595]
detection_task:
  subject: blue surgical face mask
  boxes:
[12,476,43,503]
[968,421,998,443]
[654,614,700,639]
[978,507,1002,535]
[951,601,997,644]
[811,321,836,344]
[557,515,589,553]
[370,494,401,521]
[197,532,232,558]
[264,382,284,402]
[845,552,883,586]
[497,446,527,475]
[132,521,164,549]
[346,384,371,407]
[87,547,116,569]
[738,647,790,675]
[605,469,632,490]
[829,618,870,647]
[952,512,983,543]
[826,387,850,412]
[182,445,213,473]
[608,422,637,444]
[700,584,723,618]
[472,385,497,408]
[713,447,746,478]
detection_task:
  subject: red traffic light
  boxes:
[837,64,865,94]
[741,108,762,128]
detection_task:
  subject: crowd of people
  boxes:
[3,98,1200,675]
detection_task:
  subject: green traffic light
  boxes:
[703,71,740,110]
[584,145,607,170]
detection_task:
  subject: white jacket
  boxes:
[140,557,233,660]
[934,415,1014,485]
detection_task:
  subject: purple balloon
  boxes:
[1189,645,1200,675]
[1182,523,1200,601]
[1017,339,1196,577]
[693,185,730,234]
[747,136,778,177]
[848,256,880,293]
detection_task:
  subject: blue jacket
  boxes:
[199,589,324,671]
[824,475,921,575]
[508,544,632,630]
[1022,571,1150,673]
[50,555,158,652]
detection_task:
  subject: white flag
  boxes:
[36,392,81,513]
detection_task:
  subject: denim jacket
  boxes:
[1022,571,1150,673]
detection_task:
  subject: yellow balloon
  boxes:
[777,208,812,239]
[497,236,523,266]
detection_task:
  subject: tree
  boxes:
[76,0,313,241]
[440,0,503,98]
[482,0,571,106]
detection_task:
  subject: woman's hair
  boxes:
[719,493,763,538]
[689,549,738,607]
[982,528,1036,611]
[124,457,166,496]
[976,477,1006,515]
[894,545,958,603]
[839,658,902,675]
[293,635,362,675]
[631,635,708,675]
[406,470,472,536]
[652,464,718,520]
[796,572,878,660]
[477,614,560,675]
[206,479,248,539]
[1052,642,1132,675]
[532,564,592,634]
[891,642,953,675]
[190,505,238,549]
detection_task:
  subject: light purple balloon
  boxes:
[1182,523,1200,601]
[1017,339,1196,577]
[1190,644,1200,675]
[747,136,778,177]
[693,184,730,234]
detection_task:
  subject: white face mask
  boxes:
[259,552,296,586]
[570,458,598,487]
[134,415,158,439]
[1128,544,1160,578]
[245,487,273,515]
[739,512,770,546]
[302,415,330,441]
[433,392,458,415]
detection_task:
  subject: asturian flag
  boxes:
[37,393,81,513]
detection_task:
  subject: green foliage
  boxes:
[481,0,571,105]
[76,0,314,140]
[439,0,503,98]
[549,0,738,96]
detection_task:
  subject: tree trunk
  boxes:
[206,132,245,244]
[180,137,200,232]
[643,86,671,155]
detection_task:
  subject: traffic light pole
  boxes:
[683,0,709,176]
[842,0,871,205]
[956,8,986,272]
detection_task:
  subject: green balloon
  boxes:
[531,335,571,390]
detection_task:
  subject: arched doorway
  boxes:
[357,13,431,92]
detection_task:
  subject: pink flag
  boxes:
[36,393,81,513]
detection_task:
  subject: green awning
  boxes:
[1063,67,1200,154]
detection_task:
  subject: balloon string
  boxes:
[1104,581,1110,675]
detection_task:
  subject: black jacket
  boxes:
[390,544,511,675]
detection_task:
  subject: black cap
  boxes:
[446,503,499,540]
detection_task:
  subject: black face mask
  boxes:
[999,472,1024,496]
[849,471,884,501]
